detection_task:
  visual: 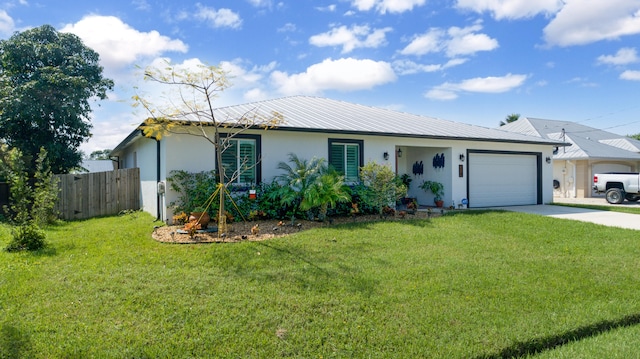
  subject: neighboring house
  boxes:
[77,159,116,173]
[501,117,640,198]
[110,96,565,221]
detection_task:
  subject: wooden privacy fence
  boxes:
[55,168,140,220]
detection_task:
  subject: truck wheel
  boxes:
[625,194,640,202]
[605,188,625,204]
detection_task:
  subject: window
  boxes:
[220,135,261,185]
[328,139,363,182]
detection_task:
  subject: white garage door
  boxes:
[469,152,539,207]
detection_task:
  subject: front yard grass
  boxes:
[1,211,639,358]
[553,202,640,215]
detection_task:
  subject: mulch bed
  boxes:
[152,210,440,244]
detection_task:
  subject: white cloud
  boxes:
[220,59,278,88]
[399,28,443,56]
[597,47,639,65]
[132,0,151,11]
[316,4,337,12]
[271,57,396,95]
[278,23,296,32]
[424,88,459,100]
[392,58,467,75]
[445,24,499,56]
[60,15,188,72]
[620,70,640,80]
[0,10,15,36]
[544,0,640,47]
[247,0,272,7]
[309,24,392,53]
[425,73,528,100]
[455,0,563,20]
[350,0,426,14]
[400,22,498,57]
[195,4,242,29]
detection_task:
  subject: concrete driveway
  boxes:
[494,198,640,230]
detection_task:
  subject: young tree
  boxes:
[135,60,283,235]
[0,25,114,174]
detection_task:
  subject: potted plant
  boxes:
[420,180,444,208]
[189,207,211,229]
[406,198,418,214]
[398,173,414,205]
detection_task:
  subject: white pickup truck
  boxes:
[592,172,640,204]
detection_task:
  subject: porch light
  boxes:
[397,148,403,158]
[546,156,551,164]
[459,154,465,162]
[383,151,389,160]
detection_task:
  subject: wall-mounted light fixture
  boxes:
[459,154,465,162]
[397,148,403,158]
[545,156,551,164]
[383,151,389,160]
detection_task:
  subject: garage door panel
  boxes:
[469,153,538,207]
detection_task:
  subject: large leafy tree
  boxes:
[0,25,113,174]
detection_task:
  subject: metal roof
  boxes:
[211,96,564,145]
[502,117,640,161]
[112,96,565,155]
[78,160,116,173]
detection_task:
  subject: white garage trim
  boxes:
[467,150,542,208]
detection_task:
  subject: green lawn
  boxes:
[1,211,639,358]
[552,202,640,215]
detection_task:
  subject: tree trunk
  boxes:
[214,131,227,237]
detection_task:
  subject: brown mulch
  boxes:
[152,210,438,244]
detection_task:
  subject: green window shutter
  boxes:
[221,140,238,182]
[330,144,345,173]
[345,144,359,182]
[239,140,255,184]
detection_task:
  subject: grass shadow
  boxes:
[0,322,31,358]
[255,240,379,296]
[319,216,439,233]
[474,313,640,359]
[443,209,507,217]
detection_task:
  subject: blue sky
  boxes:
[3,0,640,153]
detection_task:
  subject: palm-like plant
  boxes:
[274,153,326,217]
[301,169,351,221]
[274,153,350,221]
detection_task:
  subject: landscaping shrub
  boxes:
[359,161,407,217]
[31,148,60,226]
[166,169,218,215]
[272,153,351,222]
[5,221,46,252]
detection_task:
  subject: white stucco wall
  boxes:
[119,128,556,220]
[117,136,160,218]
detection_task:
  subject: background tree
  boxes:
[136,60,283,235]
[629,133,640,141]
[0,25,113,174]
[499,113,520,126]
[88,149,112,160]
